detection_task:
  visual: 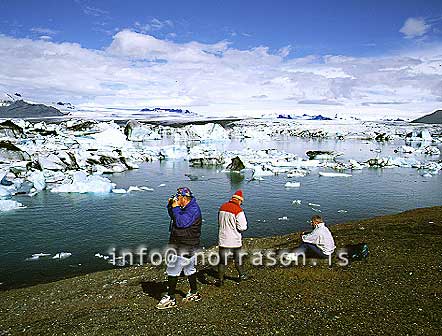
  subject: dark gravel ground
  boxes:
[1,206,441,336]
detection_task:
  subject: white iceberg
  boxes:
[139,186,154,191]
[292,200,302,206]
[284,182,301,188]
[51,171,115,193]
[52,252,72,259]
[0,199,25,211]
[112,188,127,194]
[90,127,129,148]
[27,171,46,191]
[319,172,352,177]
[25,253,51,261]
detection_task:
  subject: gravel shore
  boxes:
[1,206,441,336]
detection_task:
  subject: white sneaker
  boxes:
[182,291,202,303]
[156,295,177,309]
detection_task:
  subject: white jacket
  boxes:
[218,200,248,248]
[302,223,335,255]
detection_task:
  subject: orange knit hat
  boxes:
[232,190,244,202]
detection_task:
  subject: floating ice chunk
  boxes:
[278,216,289,221]
[90,127,129,148]
[348,159,364,170]
[27,171,46,191]
[112,189,127,194]
[422,146,441,156]
[422,173,433,178]
[0,186,10,197]
[95,253,110,260]
[38,154,65,171]
[311,207,322,213]
[158,183,166,187]
[25,253,51,261]
[251,165,274,177]
[127,186,142,192]
[308,203,320,207]
[0,199,25,211]
[52,252,72,259]
[159,145,188,160]
[394,145,415,154]
[139,186,154,191]
[338,209,348,213]
[287,169,309,177]
[292,200,302,206]
[284,182,301,188]
[51,171,115,193]
[183,123,229,142]
[319,172,352,177]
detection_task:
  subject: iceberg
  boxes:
[27,171,46,191]
[90,127,129,148]
[112,188,127,194]
[0,199,25,211]
[52,252,72,259]
[183,123,229,142]
[284,182,301,188]
[51,171,115,193]
[25,253,51,261]
[319,172,352,177]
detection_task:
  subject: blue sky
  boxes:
[0,0,442,118]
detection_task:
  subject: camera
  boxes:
[168,194,179,205]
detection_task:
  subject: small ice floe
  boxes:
[319,172,352,177]
[51,171,115,193]
[284,182,301,188]
[287,169,309,178]
[127,186,142,192]
[306,150,342,160]
[112,189,127,194]
[422,146,441,156]
[0,199,26,212]
[348,159,364,170]
[422,173,433,178]
[139,186,154,191]
[25,253,51,261]
[52,252,72,259]
[292,200,302,206]
[95,253,110,260]
[311,207,322,213]
[158,183,166,187]
[394,145,416,154]
[278,216,289,221]
[338,209,348,213]
[308,203,320,207]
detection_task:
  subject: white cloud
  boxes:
[134,18,174,34]
[0,31,441,119]
[400,17,430,39]
[31,27,58,36]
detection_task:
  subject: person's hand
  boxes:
[171,199,179,208]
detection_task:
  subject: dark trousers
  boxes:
[218,247,245,281]
[296,242,328,259]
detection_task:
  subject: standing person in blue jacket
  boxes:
[157,187,203,310]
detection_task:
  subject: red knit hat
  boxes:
[232,190,244,202]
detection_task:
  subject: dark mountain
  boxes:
[412,110,442,124]
[0,100,67,119]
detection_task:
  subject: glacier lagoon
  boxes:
[0,135,441,289]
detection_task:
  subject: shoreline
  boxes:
[1,205,441,335]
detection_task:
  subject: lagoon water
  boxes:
[1,136,441,289]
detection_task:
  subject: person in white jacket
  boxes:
[296,215,335,258]
[217,190,248,286]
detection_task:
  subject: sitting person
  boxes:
[292,215,336,259]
